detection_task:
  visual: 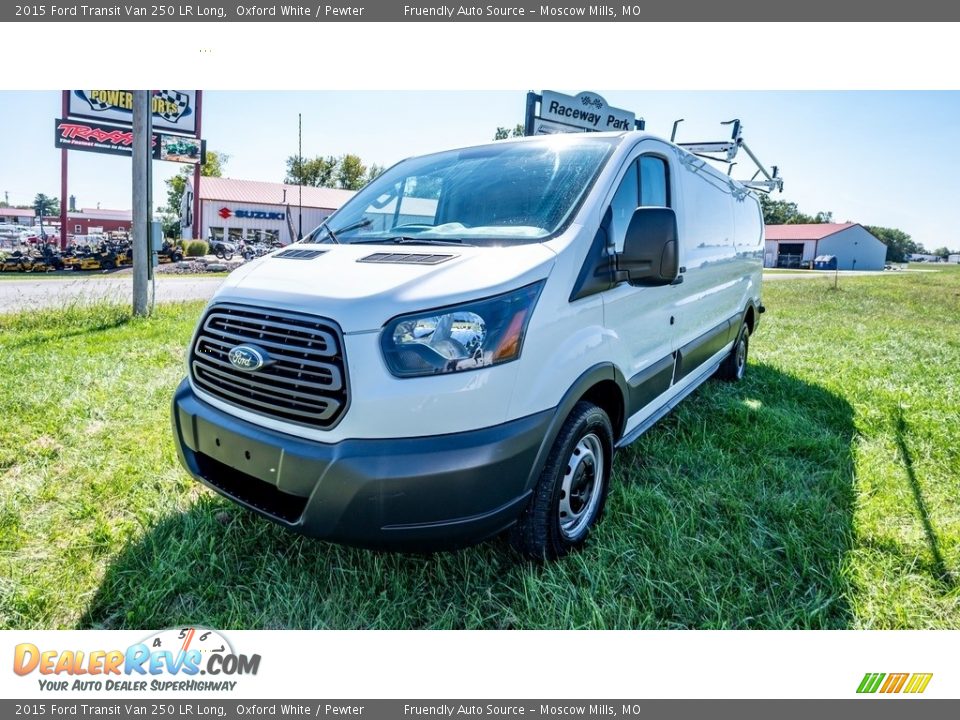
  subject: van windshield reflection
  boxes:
[307,137,616,246]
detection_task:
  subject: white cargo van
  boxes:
[172,131,765,559]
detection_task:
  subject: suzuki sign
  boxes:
[218,207,285,221]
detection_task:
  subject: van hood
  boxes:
[212,242,557,333]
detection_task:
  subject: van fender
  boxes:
[523,363,629,493]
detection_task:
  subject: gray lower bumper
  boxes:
[171,379,551,550]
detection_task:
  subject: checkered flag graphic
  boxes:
[155,90,190,122]
[83,94,112,111]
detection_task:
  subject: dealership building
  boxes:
[198,177,355,245]
[764,223,888,271]
[0,207,36,226]
[41,208,133,237]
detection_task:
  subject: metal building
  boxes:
[198,177,356,246]
[764,223,888,270]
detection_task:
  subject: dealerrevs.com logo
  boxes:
[857,672,933,694]
[13,627,260,692]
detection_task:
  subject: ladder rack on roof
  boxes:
[672,118,784,193]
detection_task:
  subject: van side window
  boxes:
[609,160,639,252]
[640,156,669,207]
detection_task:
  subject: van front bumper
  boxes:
[171,379,550,550]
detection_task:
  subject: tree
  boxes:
[865,225,922,263]
[494,124,525,140]
[757,194,833,226]
[336,154,368,191]
[284,154,379,190]
[284,155,338,187]
[365,163,386,184]
[932,246,951,259]
[164,150,229,238]
[33,193,60,218]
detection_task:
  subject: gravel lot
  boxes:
[0,274,224,313]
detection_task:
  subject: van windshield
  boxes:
[305,137,616,246]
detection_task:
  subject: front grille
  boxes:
[190,303,349,429]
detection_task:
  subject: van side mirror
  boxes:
[616,207,679,286]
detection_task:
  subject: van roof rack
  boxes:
[671,118,784,193]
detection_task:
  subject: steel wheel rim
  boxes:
[559,432,604,539]
[736,334,747,377]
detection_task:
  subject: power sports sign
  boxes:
[68,90,199,136]
[526,90,639,135]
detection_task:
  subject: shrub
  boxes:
[184,240,209,257]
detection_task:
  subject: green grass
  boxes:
[1,266,958,629]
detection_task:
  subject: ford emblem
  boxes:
[228,344,269,372]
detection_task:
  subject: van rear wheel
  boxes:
[717,322,749,382]
[510,401,613,561]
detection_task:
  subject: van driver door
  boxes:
[601,142,681,422]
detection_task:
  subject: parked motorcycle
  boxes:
[211,240,236,261]
[239,241,274,262]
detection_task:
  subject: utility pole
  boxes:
[298,112,303,241]
[132,90,152,316]
[60,91,69,250]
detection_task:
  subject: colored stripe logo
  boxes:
[857,672,933,694]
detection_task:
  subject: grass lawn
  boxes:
[1,267,958,629]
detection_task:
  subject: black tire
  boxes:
[214,248,224,259]
[510,401,614,561]
[171,252,183,263]
[222,249,234,261]
[717,321,749,382]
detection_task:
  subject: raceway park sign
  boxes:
[68,90,199,136]
[55,118,205,164]
[534,90,636,134]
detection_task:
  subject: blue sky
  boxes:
[2,91,957,249]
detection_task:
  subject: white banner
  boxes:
[2,629,955,699]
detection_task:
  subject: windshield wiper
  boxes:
[352,236,474,247]
[318,219,339,244]
[310,217,373,244]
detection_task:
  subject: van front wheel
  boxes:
[511,401,613,561]
[717,322,749,382]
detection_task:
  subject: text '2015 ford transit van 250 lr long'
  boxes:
[172,130,771,560]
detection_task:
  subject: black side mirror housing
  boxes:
[617,207,680,286]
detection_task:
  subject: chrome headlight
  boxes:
[381,281,545,378]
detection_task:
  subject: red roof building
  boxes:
[41,209,133,239]
[196,177,355,245]
[764,223,856,242]
[0,207,36,225]
[764,222,887,271]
